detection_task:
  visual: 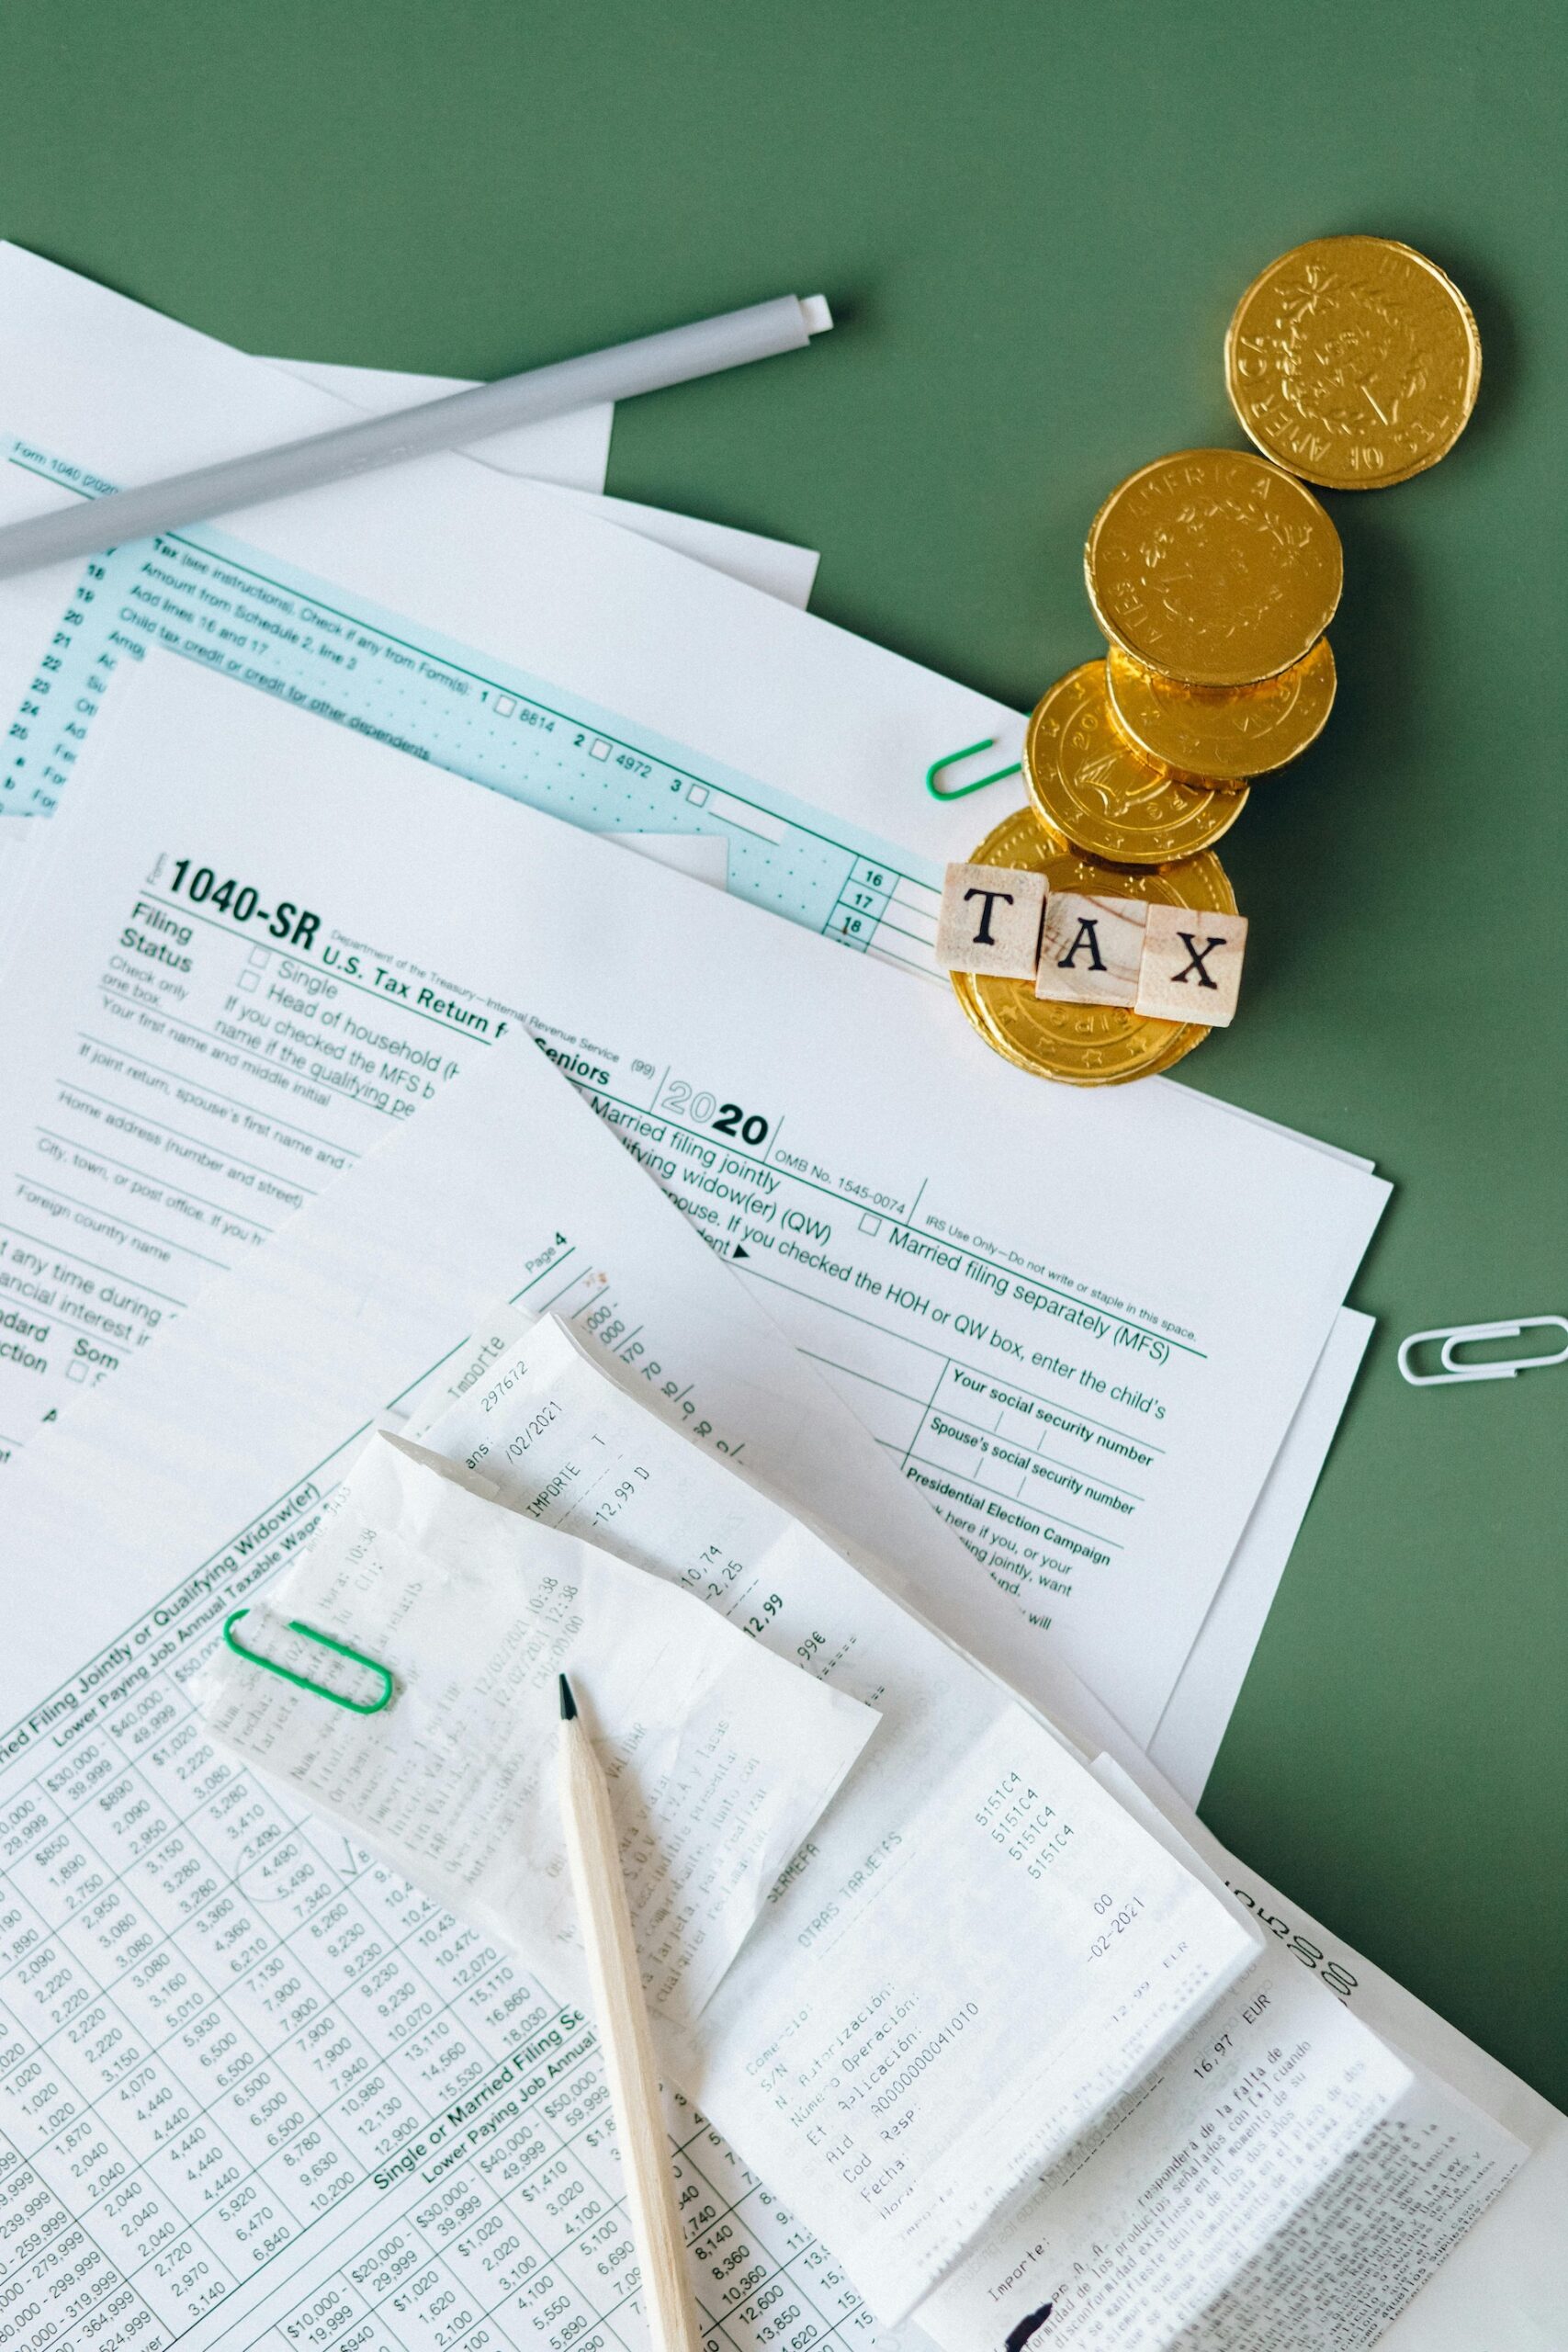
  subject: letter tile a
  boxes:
[1034,893,1148,1007]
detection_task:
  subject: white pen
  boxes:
[0,290,833,582]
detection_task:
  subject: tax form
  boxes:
[265,351,820,606]
[0,257,817,940]
[1148,1306,1372,1803]
[0,650,1387,1747]
[0,1015,1551,2352]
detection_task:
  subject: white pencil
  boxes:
[0,291,832,582]
[557,1674,704,2352]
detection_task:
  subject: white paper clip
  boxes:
[1397,1315,1568,1387]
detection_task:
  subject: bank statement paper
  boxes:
[0,651,1386,1749]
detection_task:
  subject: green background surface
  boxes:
[2,2,1563,2103]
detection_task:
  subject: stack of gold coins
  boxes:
[956,235,1481,1086]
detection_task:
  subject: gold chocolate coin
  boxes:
[1023,662,1247,863]
[1226,236,1481,490]
[1085,448,1342,686]
[952,808,1234,1086]
[1105,638,1335,782]
[955,969,1201,1087]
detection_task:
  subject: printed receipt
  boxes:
[919,1765,1524,2351]
[195,1430,879,2034]
[406,1317,1259,2323]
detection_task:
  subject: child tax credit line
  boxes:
[0,447,940,976]
[0,1245,880,2352]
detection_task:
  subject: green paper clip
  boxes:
[926,739,1022,801]
[222,1608,396,1715]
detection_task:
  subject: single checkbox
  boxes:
[238,969,259,992]
[860,1213,882,1236]
[686,782,709,806]
[66,1358,88,1381]
[494,695,516,717]
[248,945,268,967]
[590,737,612,760]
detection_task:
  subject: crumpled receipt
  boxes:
[193,1430,878,2030]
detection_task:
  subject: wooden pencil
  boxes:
[557,1674,704,2352]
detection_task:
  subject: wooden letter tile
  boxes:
[1034,893,1147,1007]
[1134,904,1248,1026]
[936,863,1046,978]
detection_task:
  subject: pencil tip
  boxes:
[558,1673,577,1721]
